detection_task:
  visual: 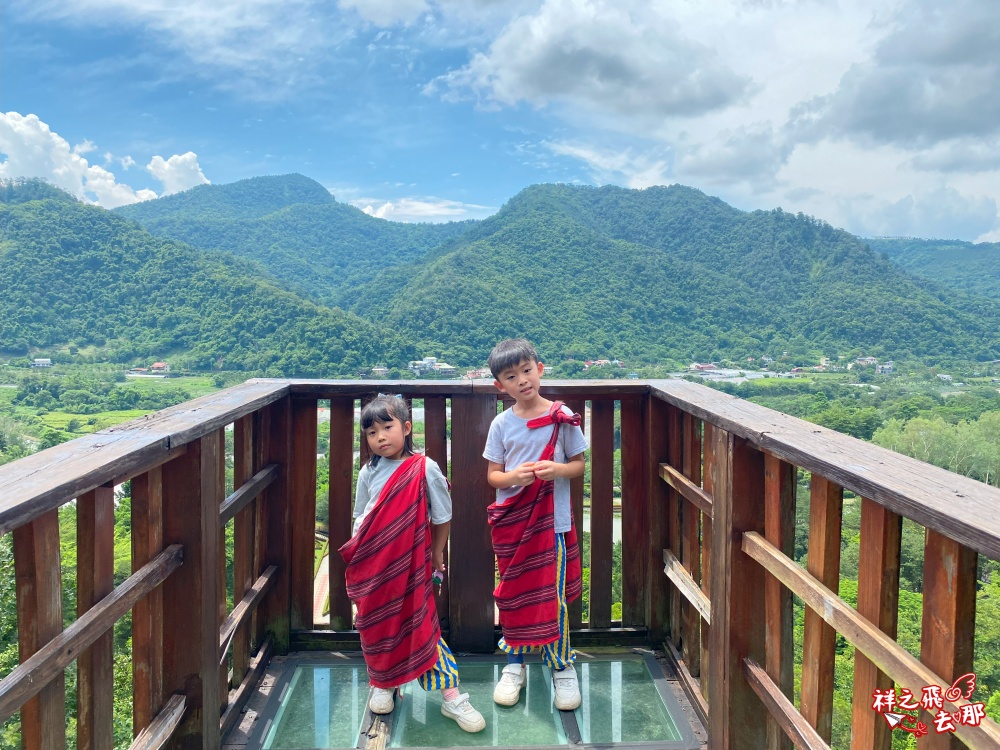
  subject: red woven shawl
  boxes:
[488,402,583,648]
[339,455,441,688]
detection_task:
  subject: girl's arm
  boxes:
[532,452,586,481]
[430,521,450,572]
[488,460,537,488]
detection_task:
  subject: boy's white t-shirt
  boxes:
[352,455,451,536]
[482,404,588,533]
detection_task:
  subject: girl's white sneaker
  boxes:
[441,693,486,732]
[369,687,395,714]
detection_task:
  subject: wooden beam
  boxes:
[800,474,843,743]
[566,398,587,628]
[743,531,1000,748]
[764,453,796,750]
[663,401,682,650]
[707,430,767,750]
[257,398,292,653]
[663,548,710,624]
[128,694,186,750]
[681,411,703,677]
[327,397,355,631]
[700,422,716,707]
[220,637,273,738]
[219,566,278,663]
[423,396,450,625]
[131,466,165,736]
[231,415,256,688]
[12,509,65,750]
[850,498,901,750]
[659,463,713,517]
[290,398,318,631]
[744,659,831,750]
[218,464,276,525]
[621,397,647,627]
[647,395,670,644]
[589,399,615,629]
[77,485,115,750]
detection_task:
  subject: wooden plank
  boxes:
[327,397,355,630]
[12,509,65,750]
[0,545,183,723]
[589,399,615,629]
[663,402,682,650]
[659,463,713,517]
[566,398,586,628]
[448,393,496,652]
[77,486,115,750]
[257,397,292,653]
[681,411,702,677]
[707,429,767,750]
[162,431,223,750]
[131,466,164,736]
[219,566,278,663]
[423,396,450,625]
[358,393,374,468]
[219,465,277,525]
[290,398,318,631]
[920,529,978,750]
[290,379,479,398]
[663,548,710,624]
[216,427,228,716]
[647,379,1000,563]
[850,498,901,750]
[801,474,843,743]
[128,694,186,750]
[700,422,716,705]
[231,415,256,687]
[220,637,273,738]
[620,397,647,627]
[744,659,831,750]
[743,531,1000,748]
[764,452,796,750]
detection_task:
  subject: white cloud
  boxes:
[120,155,136,170]
[0,111,157,208]
[147,153,210,196]
[837,186,998,241]
[353,196,495,222]
[338,0,428,26]
[545,141,670,188]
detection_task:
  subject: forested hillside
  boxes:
[0,186,415,374]
[870,237,1000,300]
[115,174,473,306]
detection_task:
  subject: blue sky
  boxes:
[2,0,1000,240]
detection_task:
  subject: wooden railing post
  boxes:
[132,466,165,736]
[448,392,496,652]
[647,395,670,644]
[13,509,65,750]
[621,396,648,628]
[258,397,293,652]
[162,432,223,750]
[231,418,256,684]
[326,397,355,631]
[708,430,766,750]
[589,399,615,629]
[290,397,318,631]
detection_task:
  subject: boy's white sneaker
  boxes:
[441,693,486,733]
[493,664,527,706]
[369,687,395,714]
[552,665,581,710]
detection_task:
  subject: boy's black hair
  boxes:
[488,338,540,380]
[360,394,415,467]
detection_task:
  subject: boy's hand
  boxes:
[432,550,445,573]
[510,462,537,486]
[532,460,560,480]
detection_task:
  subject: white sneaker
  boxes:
[369,687,395,714]
[441,692,486,733]
[552,665,581,710]
[493,664,527,706]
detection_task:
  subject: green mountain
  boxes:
[351,184,1000,365]
[0,182,415,375]
[869,237,1000,300]
[115,174,473,307]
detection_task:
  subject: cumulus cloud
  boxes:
[147,153,210,196]
[353,196,495,222]
[545,141,670,188]
[838,185,998,241]
[675,125,792,189]
[908,138,1000,174]
[427,0,750,122]
[0,112,157,208]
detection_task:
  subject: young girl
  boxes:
[338,394,485,733]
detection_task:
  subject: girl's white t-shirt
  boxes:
[482,404,588,533]
[352,455,451,536]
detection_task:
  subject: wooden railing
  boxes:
[1,378,999,749]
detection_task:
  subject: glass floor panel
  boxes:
[576,659,683,744]
[391,663,567,748]
[262,664,370,749]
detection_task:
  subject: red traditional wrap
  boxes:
[339,454,441,688]
[487,402,583,648]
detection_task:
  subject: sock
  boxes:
[507,653,524,665]
[443,687,460,702]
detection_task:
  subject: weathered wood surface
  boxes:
[220,637,273,738]
[219,566,278,663]
[764,453,796,750]
[648,378,1000,561]
[659,462,714,517]
[707,430,767,749]
[621,397,647,627]
[589,398,615,629]
[850,498,901,750]
[744,531,1000,749]
[681,412,703,678]
[0,380,288,535]
[744,659,831,750]
[448,393,497,652]
[290,398,318,631]
[566,398,587,628]
[219,464,277,525]
[12,509,65,749]
[231,415,256,688]
[287,379,476,397]
[663,401,682,650]
[128,693,186,750]
[77,486,115,750]
[0,545,183,723]
[327,396,354,630]
[424,396,450,624]
[701,422,716,705]
[257,398,292,653]
[132,466,165,736]
[648,396,670,644]
[663,548,711,624]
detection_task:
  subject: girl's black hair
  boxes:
[360,394,415,467]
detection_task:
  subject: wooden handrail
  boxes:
[219,464,277,525]
[219,566,278,664]
[743,659,830,750]
[663,548,710,624]
[128,694,186,750]
[659,462,713,517]
[0,544,183,721]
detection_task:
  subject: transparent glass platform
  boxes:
[246,653,700,750]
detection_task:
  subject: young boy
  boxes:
[483,339,588,711]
